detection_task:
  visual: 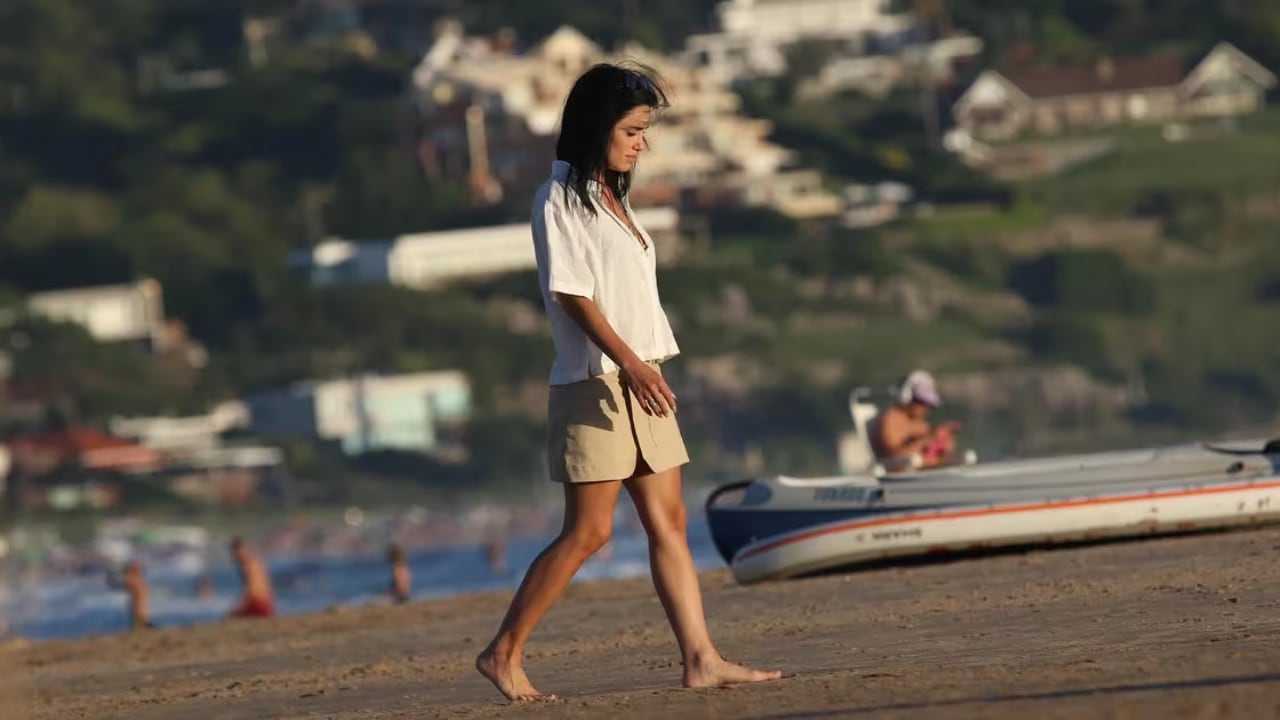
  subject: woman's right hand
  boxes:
[620,360,677,417]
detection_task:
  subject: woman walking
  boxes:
[475,63,781,701]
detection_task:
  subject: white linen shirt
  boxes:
[532,161,680,386]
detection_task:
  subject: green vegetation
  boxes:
[2,0,1280,509]
[738,86,1008,203]
[948,0,1280,70]
[1008,250,1155,314]
[0,307,218,422]
[913,201,1044,239]
[0,1,519,415]
[1026,113,1280,216]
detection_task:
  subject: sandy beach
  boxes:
[8,524,1280,720]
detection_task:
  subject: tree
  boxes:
[323,147,493,238]
[0,313,203,421]
[1,187,119,252]
[1023,313,1115,378]
[1007,250,1154,314]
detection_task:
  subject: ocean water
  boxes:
[1,516,726,642]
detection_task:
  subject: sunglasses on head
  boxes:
[619,73,654,93]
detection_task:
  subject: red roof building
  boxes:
[9,427,161,475]
[953,43,1277,141]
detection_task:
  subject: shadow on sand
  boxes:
[755,671,1280,718]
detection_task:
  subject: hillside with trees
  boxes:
[1,0,1278,506]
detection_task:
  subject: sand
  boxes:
[9,525,1280,720]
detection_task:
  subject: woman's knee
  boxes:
[560,479,621,557]
[562,521,612,557]
[642,502,687,540]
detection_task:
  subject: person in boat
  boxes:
[871,369,961,471]
[228,537,276,619]
[474,62,781,703]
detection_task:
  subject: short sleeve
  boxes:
[543,194,596,299]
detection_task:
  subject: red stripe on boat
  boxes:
[734,477,1280,562]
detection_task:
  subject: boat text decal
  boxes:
[812,486,880,504]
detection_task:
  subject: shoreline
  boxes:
[11,525,1280,719]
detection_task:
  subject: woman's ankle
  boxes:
[684,646,720,669]
[484,635,520,662]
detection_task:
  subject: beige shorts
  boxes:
[547,363,690,484]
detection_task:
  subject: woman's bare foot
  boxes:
[683,653,783,689]
[475,648,558,702]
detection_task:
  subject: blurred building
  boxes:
[26,279,167,349]
[6,427,161,512]
[245,371,471,456]
[953,43,1277,141]
[793,34,984,100]
[408,23,840,218]
[23,278,208,369]
[842,181,915,228]
[683,0,916,82]
[243,0,382,64]
[290,206,685,288]
[109,403,284,507]
[110,402,250,454]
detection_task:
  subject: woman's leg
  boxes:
[623,466,781,687]
[477,479,622,701]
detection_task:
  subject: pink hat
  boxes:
[900,370,941,407]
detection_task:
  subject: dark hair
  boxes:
[555,62,668,215]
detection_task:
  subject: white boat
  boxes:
[706,390,1280,584]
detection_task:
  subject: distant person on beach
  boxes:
[871,369,960,471]
[387,544,412,604]
[484,535,507,575]
[122,561,154,630]
[195,572,214,601]
[475,62,781,703]
[228,537,275,619]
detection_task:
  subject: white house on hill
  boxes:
[27,278,168,348]
[292,208,682,289]
[245,371,471,456]
[952,43,1277,141]
[684,0,915,81]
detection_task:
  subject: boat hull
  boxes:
[728,476,1280,583]
[707,443,1280,584]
